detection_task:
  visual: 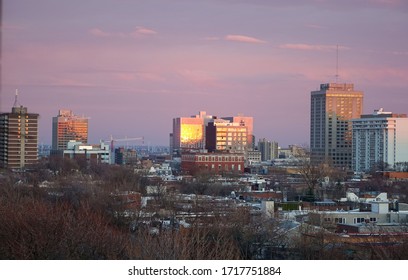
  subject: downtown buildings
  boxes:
[171,111,253,175]
[310,83,363,169]
[51,109,112,164]
[310,83,408,174]
[171,111,253,156]
[0,99,39,169]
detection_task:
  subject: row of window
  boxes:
[196,156,243,162]
[197,163,242,171]
[323,217,377,224]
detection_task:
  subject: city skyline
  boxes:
[1,0,408,146]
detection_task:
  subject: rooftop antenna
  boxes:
[335,44,339,83]
[13,89,20,107]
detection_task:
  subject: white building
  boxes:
[62,140,111,164]
[309,193,408,227]
[352,109,408,172]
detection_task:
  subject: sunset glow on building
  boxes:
[52,109,88,151]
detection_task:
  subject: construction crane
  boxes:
[107,136,144,153]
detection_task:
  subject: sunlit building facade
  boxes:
[0,105,39,169]
[206,119,248,153]
[52,109,88,151]
[352,109,408,172]
[310,83,363,168]
[171,111,214,155]
[172,111,254,167]
[223,115,254,149]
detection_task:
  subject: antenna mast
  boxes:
[13,89,19,107]
[335,45,339,83]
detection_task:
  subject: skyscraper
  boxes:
[352,109,408,172]
[0,98,39,169]
[310,83,363,168]
[52,109,88,151]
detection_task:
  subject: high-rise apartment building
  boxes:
[0,103,39,169]
[52,109,88,151]
[352,109,408,172]
[310,83,363,168]
[258,138,278,161]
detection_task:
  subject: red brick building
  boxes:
[181,152,245,175]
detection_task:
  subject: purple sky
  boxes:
[1,0,408,147]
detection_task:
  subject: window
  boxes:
[335,218,345,224]
[354,217,365,224]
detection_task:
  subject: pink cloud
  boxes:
[48,78,97,88]
[133,26,157,35]
[115,72,164,82]
[280,43,350,51]
[225,34,266,44]
[89,26,157,38]
[390,50,408,56]
[305,24,326,29]
[89,28,111,37]
[179,69,222,88]
[136,72,164,81]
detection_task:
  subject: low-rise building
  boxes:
[308,193,408,230]
[181,152,244,175]
[62,140,111,164]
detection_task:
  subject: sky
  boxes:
[1,0,408,147]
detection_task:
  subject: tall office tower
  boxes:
[171,111,214,155]
[352,109,408,172]
[310,83,363,168]
[258,138,278,161]
[52,109,88,151]
[223,115,254,149]
[206,119,248,153]
[0,100,39,169]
